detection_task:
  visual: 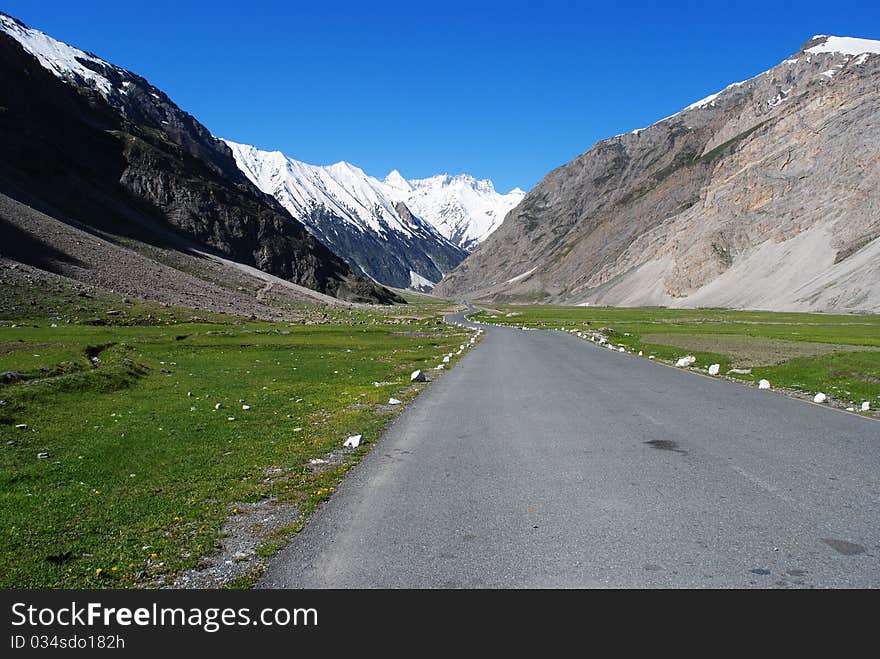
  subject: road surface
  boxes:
[261,310,880,588]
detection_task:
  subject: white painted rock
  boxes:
[15,423,27,430]
[37,451,49,459]
[846,407,856,412]
[343,435,363,448]
[861,401,870,412]
[214,403,222,410]
[442,355,450,363]
[708,364,720,376]
[648,355,655,360]
[728,368,752,375]
[618,347,626,353]
[410,370,427,382]
[675,356,696,367]
[758,379,771,389]
[435,364,445,370]
[638,351,643,357]
[241,404,251,410]
[813,392,827,403]
[388,398,402,405]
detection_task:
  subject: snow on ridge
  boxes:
[0,13,119,97]
[615,35,877,143]
[222,139,523,252]
[806,36,880,56]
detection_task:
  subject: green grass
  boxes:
[0,293,468,588]
[473,304,880,406]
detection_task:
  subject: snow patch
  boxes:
[806,36,880,57]
[505,267,538,284]
[0,13,119,97]
[409,270,435,292]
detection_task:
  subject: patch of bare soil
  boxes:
[170,497,300,589]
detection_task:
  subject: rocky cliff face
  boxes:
[0,13,401,304]
[436,36,880,313]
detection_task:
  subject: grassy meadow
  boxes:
[472,305,880,407]
[0,284,469,588]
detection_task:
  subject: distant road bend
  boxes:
[262,308,880,588]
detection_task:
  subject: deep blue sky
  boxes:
[5,1,879,190]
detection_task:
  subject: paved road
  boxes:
[261,311,880,588]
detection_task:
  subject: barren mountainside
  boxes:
[436,36,880,313]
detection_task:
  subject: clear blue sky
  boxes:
[5,0,879,191]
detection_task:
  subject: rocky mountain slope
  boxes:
[436,36,880,313]
[225,141,523,290]
[0,12,400,306]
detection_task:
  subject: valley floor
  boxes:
[3,287,878,588]
[261,309,880,588]
[0,272,470,588]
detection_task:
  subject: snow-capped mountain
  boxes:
[224,140,523,289]
[383,171,525,251]
[0,12,399,304]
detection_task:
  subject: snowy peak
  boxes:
[384,169,412,192]
[225,139,524,252]
[405,172,525,249]
[224,139,473,289]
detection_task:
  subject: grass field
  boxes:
[472,305,880,407]
[0,285,469,588]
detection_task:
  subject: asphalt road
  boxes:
[261,311,880,588]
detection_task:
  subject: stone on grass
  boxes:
[227,417,236,421]
[638,351,643,357]
[214,403,222,410]
[861,401,870,412]
[618,347,626,353]
[648,355,655,360]
[241,404,251,410]
[708,364,720,376]
[344,434,363,448]
[728,368,752,375]
[37,451,49,460]
[813,392,827,404]
[758,379,771,390]
[15,424,27,430]
[442,355,450,363]
[388,398,402,405]
[435,364,445,370]
[675,356,696,368]
[846,407,856,412]
[410,370,427,382]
